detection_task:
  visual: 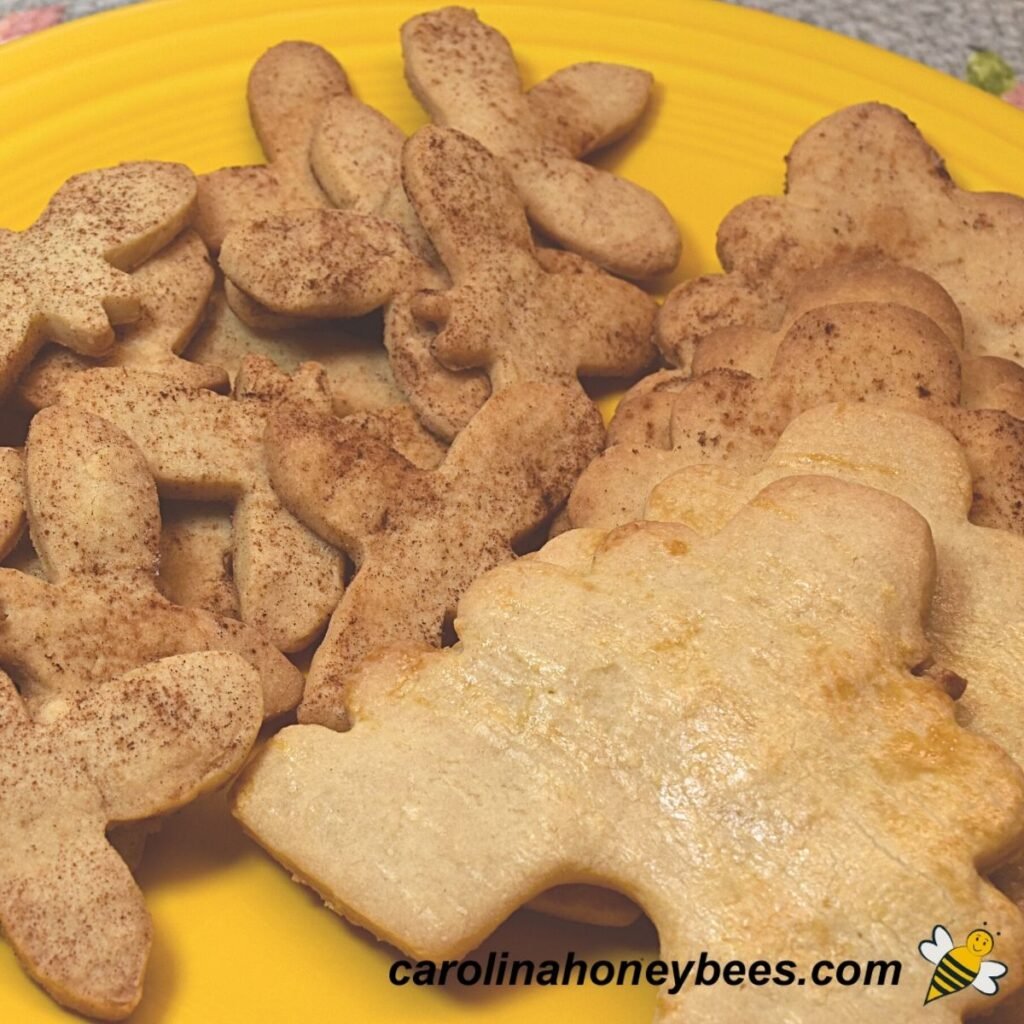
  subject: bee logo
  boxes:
[919,924,1007,1005]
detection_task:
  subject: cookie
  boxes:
[659,103,1024,367]
[155,403,446,624]
[398,126,658,404]
[309,57,661,431]
[401,6,680,278]
[312,54,659,267]
[195,42,351,251]
[51,361,344,652]
[158,500,240,620]
[217,191,486,440]
[648,403,1024,780]
[0,405,302,716]
[685,260,1024,418]
[649,402,1024,962]
[310,91,437,263]
[234,473,1024,1021]
[219,209,418,320]
[20,230,225,407]
[0,650,261,1019]
[186,289,405,416]
[0,447,24,560]
[221,126,657,439]
[577,302,1024,534]
[265,378,604,728]
[0,161,196,397]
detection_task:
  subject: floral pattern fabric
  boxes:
[967,49,1024,109]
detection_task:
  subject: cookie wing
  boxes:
[58,652,262,824]
[25,406,159,584]
[0,821,151,1020]
[527,63,652,156]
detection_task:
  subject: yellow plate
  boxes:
[2,1,1024,1021]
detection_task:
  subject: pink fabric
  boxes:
[0,6,64,43]
[1004,81,1024,110]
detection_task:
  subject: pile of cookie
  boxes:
[3,6,1024,1022]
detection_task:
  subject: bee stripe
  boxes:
[935,965,969,988]
[931,971,961,995]
[935,954,976,990]
[935,965,968,988]
[941,954,977,982]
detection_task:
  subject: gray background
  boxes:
[725,0,1023,79]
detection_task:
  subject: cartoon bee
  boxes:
[919,924,1007,1005]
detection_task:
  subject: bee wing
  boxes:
[918,925,954,965]
[972,960,1008,996]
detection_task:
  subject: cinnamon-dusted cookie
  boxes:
[398,126,658,405]
[0,651,261,1019]
[310,91,436,264]
[49,362,343,653]
[682,261,1024,419]
[158,500,240,620]
[401,6,679,278]
[218,195,488,440]
[147,352,444,627]
[155,403,445,624]
[659,103,1024,367]
[0,406,300,716]
[219,209,419,321]
[0,447,24,560]
[576,303,1024,534]
[308,58,660,429]
[187,289,405,416]
[0,161,196,396]
[195,42,351,251]
[20,230,226,406]
[234,474,1024,1022]
[221,126,657,439]
[312,54,657,266]
[266,378,604,729]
